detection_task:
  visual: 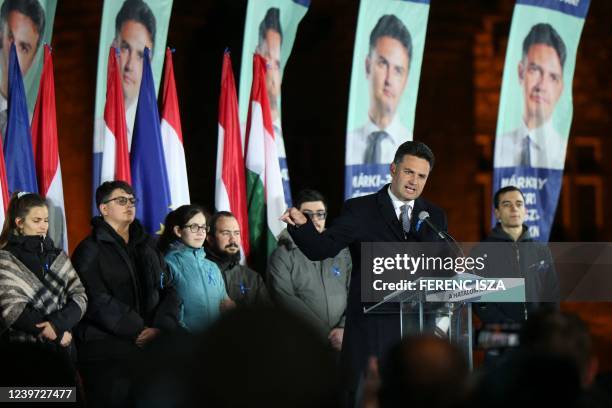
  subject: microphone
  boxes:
[418,211,446,240]
[418,211,465,258]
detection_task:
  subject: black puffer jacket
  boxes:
[3,235,85,354]
[4,235,61,280]
[72,217,181,361]
[473,224,559,325]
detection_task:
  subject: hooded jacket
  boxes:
[72,217,181,361]
[267,229,351,337]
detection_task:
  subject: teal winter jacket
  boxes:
[164,241,228,331]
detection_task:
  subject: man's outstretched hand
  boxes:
[280,207,308,227]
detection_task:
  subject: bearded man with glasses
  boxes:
[268,189,351,352]
[205,211,271,307]
[71,180,181,407]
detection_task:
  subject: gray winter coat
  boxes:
[267,229,351,337]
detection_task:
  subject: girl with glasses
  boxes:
[158,205,234,332]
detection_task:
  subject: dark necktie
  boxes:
[520,135,531,167]
[364,130,389,164]
[400,204,412,235]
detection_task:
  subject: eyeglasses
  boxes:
[302,210,327,221]
[184,224,209,233]
[104,196,138,206]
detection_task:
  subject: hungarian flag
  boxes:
[160,47,189,210]
[4,42,38,194]
[31,45,68,251]
[245,54,286,270]
[0,137,8,227]
[100,47,131,185]
[215,50,250,258]
[130,47,171,235]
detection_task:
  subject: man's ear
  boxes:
[518,60,525,82]
[365,55,371,76]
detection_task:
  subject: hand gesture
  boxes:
[135,327,161,347]
[36,321,57,342]
[328,327,344,351]
[280,207,307,227]
[60,331,72,347]
[220,297,236,312]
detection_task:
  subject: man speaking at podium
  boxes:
[281,141,447,403]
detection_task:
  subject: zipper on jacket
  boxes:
[40,241,46,276]
[514,243,529,321]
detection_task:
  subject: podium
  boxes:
[362,273,526,369]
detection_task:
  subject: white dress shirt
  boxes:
[494,119,567,170]
[346,115,412,165]
[387,186,414,222]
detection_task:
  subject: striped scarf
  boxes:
[0,250,87,344]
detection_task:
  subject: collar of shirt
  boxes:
[361,113,404,145]
[0,92,6,111]
[520,118,556,152]
[387,186,414,219]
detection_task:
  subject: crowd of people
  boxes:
[0,179,352,406]
[0,142,610,407]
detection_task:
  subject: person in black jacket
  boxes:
[473,186,559,369]
[281,141,448,404]
[72,180,181,408]
[205,211,270,307]
[0,192,87,387]
[474,186,559,326]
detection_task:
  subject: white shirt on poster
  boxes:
[494,119,567,170]
[346,114,412,166]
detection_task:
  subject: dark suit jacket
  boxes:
[288,184,447,392]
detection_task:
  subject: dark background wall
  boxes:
[51,0,612,368]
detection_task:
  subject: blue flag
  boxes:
[130,47,171,234]
[4,43,38,194]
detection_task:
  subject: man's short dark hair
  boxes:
[392,141,434,170]
[369,14,412,68]
[493,186,525,209]
[258,7,282,48]
[294,189,327,212]
[115,0,156,48]
[522,23,566,69]
[96,180,135,208]
[208,211,236,236]
[0,0,45,47]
